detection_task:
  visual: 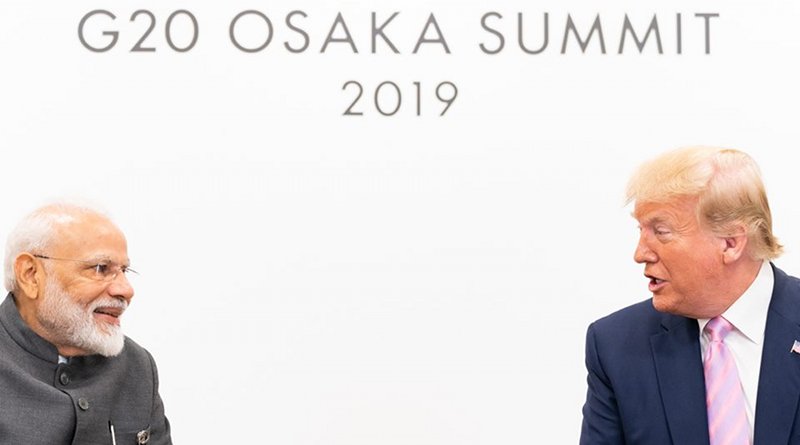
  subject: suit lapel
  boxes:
[651,314,710,445]
[754,266,800,444]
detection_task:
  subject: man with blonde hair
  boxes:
[0,203,171,444]
[580,147,800,444]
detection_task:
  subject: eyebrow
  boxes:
[84,254,113,262]
[631,212,671,227]
[85,255,131,266]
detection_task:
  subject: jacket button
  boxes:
[78,398,90,410]
[137,429,151,444]
[59,373,70,385]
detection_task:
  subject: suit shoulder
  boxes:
[593,298,660,326]
[589,298,664,339]
[773,265,800,294]
[769,265,800,320]
[121,336,157,368]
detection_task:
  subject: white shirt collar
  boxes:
[698,261,773,344]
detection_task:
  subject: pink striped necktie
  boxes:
[704,316,751,445]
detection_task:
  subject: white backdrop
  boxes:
[2,0,799,443]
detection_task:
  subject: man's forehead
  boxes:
[632,203,669,222]
[50,214,128,256]
[53,213,115,235]
[632,199,697,224]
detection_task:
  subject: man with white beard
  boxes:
[0,203,171,445]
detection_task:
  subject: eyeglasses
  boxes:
[33,254,138,282]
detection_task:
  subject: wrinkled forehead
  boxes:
[49,213,129,260]
[633,197,700,225]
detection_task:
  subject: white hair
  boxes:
[4,202,111,293]
[38,274,126,357]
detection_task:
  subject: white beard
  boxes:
[36,278,127,357]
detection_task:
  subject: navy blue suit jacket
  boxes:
[580,265,800,444]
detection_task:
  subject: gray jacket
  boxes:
[0,294,172,445]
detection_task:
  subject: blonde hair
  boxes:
[626,146,783,260]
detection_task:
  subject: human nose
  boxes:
[107,271,134,303]
[634,232,658,264]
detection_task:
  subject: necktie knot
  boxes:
[705,316,734,342]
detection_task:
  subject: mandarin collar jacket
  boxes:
[0,293,171,445]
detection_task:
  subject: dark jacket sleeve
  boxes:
[580,322,624,444]
[147,350,173,445]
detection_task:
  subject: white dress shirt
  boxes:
[698,261,773,443]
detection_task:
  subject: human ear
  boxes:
[13,253,43,300]
[721,227,749,264]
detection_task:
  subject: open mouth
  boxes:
[646,275,667,292]
[93,306,124,326]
